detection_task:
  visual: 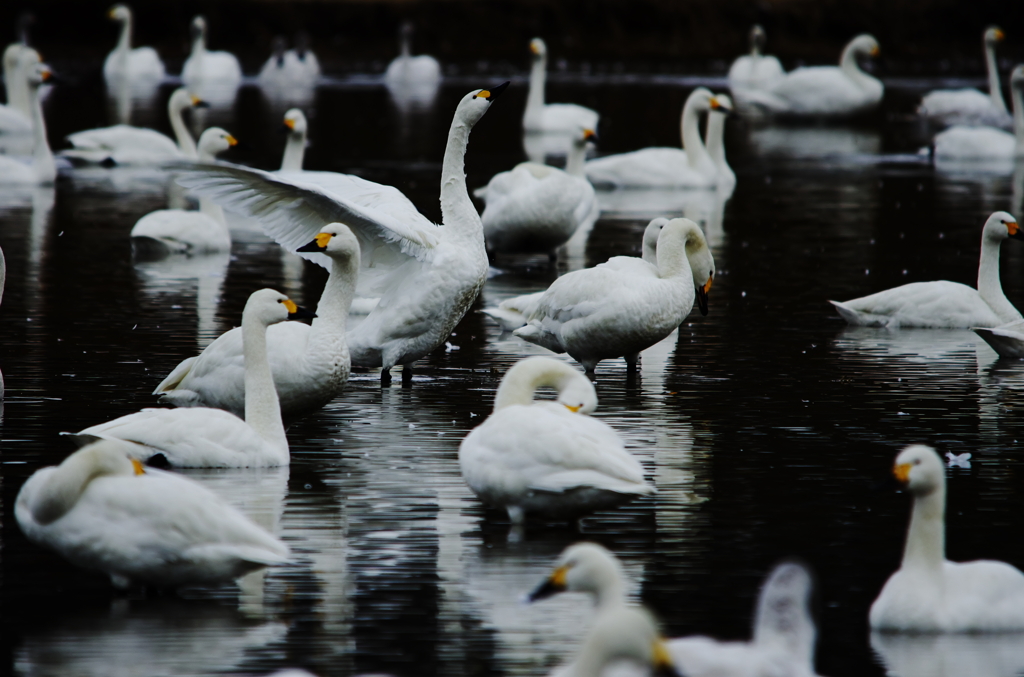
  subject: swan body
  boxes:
[920,28,1012,129]
[174,85,507,381]
[74,289,313,467]
[15,439,289,587]
[871,445,1024,632]
[459,356,653,524]
[103,5,165,87]
[182,16,242,95]
[728,25,785,92]
[523,38,599,134]
[129,128,237,257]
[549,606,681,677]
[0,44,39,133]
[584,89,730,189]
[831,212,1023,328]
[384,23,440,87]
[478,126,597,256]
[0,62,55,186]
[513,218,715,373]
[154,226,358,419]
[933,65,1024,161]
[259,37,320,91]
[973,319,1024,358]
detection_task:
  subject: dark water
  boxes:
[3,69,1024,677]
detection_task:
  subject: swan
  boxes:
[550,605,681,677]
[173,84,508,383]
[259,35,320,92]
[458,356,655,524]
[15,438,289,588]
[523,38,599,134]
[737,34,882,117]
[830,211,1023,328]
[384,22,440,87]
[71,289,315,467]
[933,65,1024,161]
[0,63,55,186]
[153,225,358,419]
[513,217,715,374]
[584,88,730,188]
[63,88,208,165]
[181,16,242,96]
[129,127,238,257]
[870,444,1024,632]
[279,108,307,171]
[705,93,735,193]
[477,126,597,258]
[727,25,785,92]
[103,5,165,88]
[919,27,1012,129]
[0,244,4,398]
[1,44,40,133]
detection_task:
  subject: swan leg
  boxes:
[625,353,640,369]
[380,368,393,385]
[402,363,414,385]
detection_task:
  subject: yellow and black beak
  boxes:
[527,565,568,602]
[225,134,238,147]
[893,462,911,485]
[281,298,317,321]
[994,29,1005,42]
[564,403,582,413]
[40,67,53,83]
[710,97,733,114]
[652,639,683,677]
[530,43,541,56]
[1007,221,1023,241]
[191,95,210,109]
[107,8,117,19]
[283,117,296,131]
[583,129,598,143]
[474,81,510,101]
[297,232,333,253]
[696,276,712,316]
[131,458,146,475]
[870,45,881,57]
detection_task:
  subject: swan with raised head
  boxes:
[0,43,39,133]
[173,84,507,383]
[705,93,736,193]
[550,605,682,677]
[523,38,599,134]
[514,218,715,374]
[278,108,307,171]
[584,89,730,188]
[459,356,654,525]
[477,126,597,258]
[831,211,1023,328]
[154,226,358,419]
[15,438,289,588]
[920,27,1012,129]
[63,88,207,165]
[933,65,1024,161]
[181,16,242,100]
[727,25,785,92]
[737,34,882,117]
[384,22,440,87]
[72,289,315,467]
[0,63,55,186]
[103,5,165,88]
[871,444,1024,631]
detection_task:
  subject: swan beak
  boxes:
[297,232,333,252]
[282,298,317,321]
[475,81,510,101]
[131,458,146,476]
[994,29,1005,42]
[107,8,117,19]
[710,97,733,114]
[696,276,712,316]
[583,129,598,142]
[893,462,912,484]
[870,45,881,57]
[1007,221,1023,240]
[283,118,296,131]
[225,134,238,147]
[530,43,540,56]
[39,68,53,82]
[564,403,582,413]
[527,565,568,602]
[652,639,682,677]
[191,95,210,109]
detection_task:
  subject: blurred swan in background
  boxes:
[0,63,55,186]
[103,5,165,91]
[728,25,784,92]
[933,65,1024,162]
[919,27,1012,129]
[259,34,319,105]
[1,43,40,133]
[385,22,440,88]
[523,37,599,134]
[182,16,242,106]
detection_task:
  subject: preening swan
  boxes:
[549,606,681,677]
[584,88,730,189]
[154,226,358,419]
[174,84,508,383]
[727,25,784,92]
[477,126,597,257]
[129,127,238,257]
[523,38,599,134]
[384,22,440,87]
[870,444,1024,631]
[513,217,715,374]
[103,5,165,88]
[0,62,55,186]
[933,65,1024,161]
[458,356,654,525]
[831,211,1023,328]
[182,16,242,103]
[74,289,315,467]
[919,27,1012,129]
[15,438,289,588]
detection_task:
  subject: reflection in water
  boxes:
[871,632,1024,677]
[133,251,230,348]
[746,124,881,159]
[104,73,162,126]
[595,189,729,247]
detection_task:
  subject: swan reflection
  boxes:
[871,631,1024,677]
[747,124,881,160]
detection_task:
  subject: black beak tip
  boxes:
[194,100,211,109]
[295,240,324,253]
[489,81,510,99]
[289,307,317,321]
[279,124,291,135]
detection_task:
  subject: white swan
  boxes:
[458,356,654,524]
[181,16,242,99]
[870,444,1024,632]
[584,88,729,189]
[279,108,307,171]
[129,128,238,257]
[513,218,715,374]
[737,34,882,117]
[0,63,55,186]
[384,22,440,87]
[523,38,599,134]
[920,27,1012,129]
[477,126,597,257]
[63,88,207,165]
[103,5,165,88]
[549,605,681,677]
[0,244,4,398]
[259,35,320,92]
[0,44,39,133]
[727,25,785,92]
[15,438,288,588]
[72,289,315,467]
[154,225,358,419]
[831,211,1023,328]
[173,84,508,383]
[933,65,1024,161]
[705,93,735,193]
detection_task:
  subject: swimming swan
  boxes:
[549,605,682,677]
[459,356,654,524]
[0,44,39,133]
[74,289,315,467]
[0,63,55,186]
[173,84,508,383]
[870,444,1024,632]
[154,226,358,419]
[259,36,320,92]
[15,438,289,588]
[727,25,785,92]
[584,89,730,189]
[933,65,1024,161]
[831,211,1023,328]
[523,38,599,134]
[384,22,440,87]
[182,16,242,98]
[919,27,1012,129]
[103,5,165,88]
[513,218,715,374]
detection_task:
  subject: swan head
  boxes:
[752,561,817,666]
[528,542,626,603]
[456,83,510,127]
[25,62,52,89]
[169,88,208,114]
[893,445,945,497]
[982,211,1023,243]
[529,38,547,58]
[493,356,597,413]
[848,34,880,58]
[684,87,717,116]
[750,25,766,52]
[196,127,238,158]
[244,289,316,328]
[659,218,715,315]
[296,224,360,265]
[190,15,207,41]
[108,5,130,22]
[282,108,308,136]
[710,93,733,115]
[577,606,682,677]
[572,126,598,148]
[984,27,1005,46]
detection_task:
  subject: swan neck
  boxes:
[526,56,546,114]
[309,252,357,346]
[840,45,874,91]
[198,196,226,226]
[1012,78,1024,142]
[493,363,576,411]
[594,577,627,610]
[242,309,289,453]
[681,100,710,171]
[440,112,481,240]
[116,15,132,54]
[565,139,588,177]
[28,450,123,525]
[400,32,411,58]
[281,130,305,171]
[28,82,54,182]
[902,486,945,572]
[984,40,1008,113]
[705,112,727,170]
[978,235,1019,323]
[169,97,197,159]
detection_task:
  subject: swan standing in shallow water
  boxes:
[459,356,654,525]
[727,25,784,92]
[15,438,289,588]
[0,63,55,186]
[919,27,1012,129]
[584,89,730,189]
[871,445,1024,631]
[831,211,1023,328]
[73,289,315,467]
[103,5,165,89]
[933,65,1024,161]
[154,226,358,419]
[514,218,715,374]
[523,38,599,134]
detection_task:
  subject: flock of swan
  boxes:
[4,10,1024,676]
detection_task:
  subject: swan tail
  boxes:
[973,327,1024,359]
[481,306,528,331]
[153,356,198,395]
[829,300,877,326]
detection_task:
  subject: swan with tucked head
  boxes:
[523,37,599,134]
[932,64,1024,162]
[727,25,785,91]
[103,5,165,87]
[0,62,55,185]
[920,27,1012,129]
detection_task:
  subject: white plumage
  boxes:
[727,25,785,92]
[523,38,599,134]
[932,65,1024,162]
[102,5,165,89]
[181,16,242,104]
[384,23,440,88]
[548,606,681,677]
[919,27,1012,129]
[0,62,55,186]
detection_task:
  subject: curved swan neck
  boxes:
[984,38,1007,114]
[565,138,588,177]
[705,112,728,173]
[281,129,305,171]
[493,362,579,411]
[978,234,1020,323]
[242,308,288,452]
[839,44,878,93]
[29,447,133,525]
[681,99,711,172]
[1012,78,1024,144]
[440,112,482,241]
[28,80,54,182]
[526,54,547,116]
[115,13,132,54]
[308,251,358,350]
[902,485,945,572]
[169,95,197,160]
[399,30,411,58]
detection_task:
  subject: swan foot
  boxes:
[625,353,640,369]
[380,368,393,386]
[402,364,414,386]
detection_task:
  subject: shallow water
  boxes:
[3,71,1024,677]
